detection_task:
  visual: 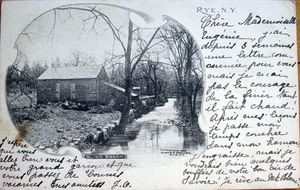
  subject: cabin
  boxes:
[37,65,138,105]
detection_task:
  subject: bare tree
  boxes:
[45,5,161,132]
[160,23,204,143]
[51,57,61,68]
[64,50,97,67]
[7,64,36,107]
[138,53,166,103]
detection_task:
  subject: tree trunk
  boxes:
[117,20,133,133]
[146,77,151,95]
[153,68,158,105]
[183,46,193,123]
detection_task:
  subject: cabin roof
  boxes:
[101,81,138,97]
[38,65,104,80]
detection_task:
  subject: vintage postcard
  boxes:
[0,0,299,189]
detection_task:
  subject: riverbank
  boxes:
[12,105,121,151]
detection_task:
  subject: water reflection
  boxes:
[86,98,205,155]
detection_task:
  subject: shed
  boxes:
[37,65,138,105]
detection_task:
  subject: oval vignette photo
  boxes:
[5,3,206,158]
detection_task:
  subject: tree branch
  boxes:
[131,27,161,73]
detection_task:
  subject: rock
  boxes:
[84,134,94,144]
[57,129,63,133]
[106,123,115,128]
[34,142,40,147]
[102,128,108,134]
[45,148,55,154]
[75,126,81,130]
[55,141,62,149]
[73,138,81,142]
[110,120,119,126]
[38,145,46,150]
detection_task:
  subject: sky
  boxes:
[12,3,204,80]
[15,4,164,67]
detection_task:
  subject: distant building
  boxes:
[37,65,138,105]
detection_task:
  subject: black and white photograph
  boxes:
[1,0,299,189]
[6,3,206,156]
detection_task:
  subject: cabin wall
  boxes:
[97,82,127,105]
[97,81,110,104]
[75,79,97,102]
[37,78,137,106]
[37,80,57,103]
[37,79,98,103]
